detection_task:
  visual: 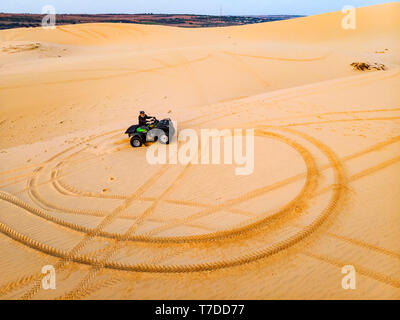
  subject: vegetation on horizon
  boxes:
[0,13,304,30]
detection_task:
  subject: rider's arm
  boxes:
[146,116,155,122]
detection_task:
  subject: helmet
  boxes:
[140,111,145,115]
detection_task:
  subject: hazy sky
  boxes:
[0,0,396,15]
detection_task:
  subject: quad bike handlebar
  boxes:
[146,117,159,128]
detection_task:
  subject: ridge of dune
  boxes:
[230,2,400,43]
[0,2,399,47]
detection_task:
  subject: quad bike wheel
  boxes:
[130,136,143,148]
[159,133,169,145]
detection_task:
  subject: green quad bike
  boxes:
[125,118,175,148]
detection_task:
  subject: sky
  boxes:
[0,0,396,16]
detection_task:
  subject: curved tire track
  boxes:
[0,128,346,273]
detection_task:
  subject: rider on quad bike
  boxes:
[138,111,155,128]
[125,111,175,148]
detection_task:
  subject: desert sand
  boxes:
[0,3,399,300]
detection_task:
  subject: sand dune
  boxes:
[0,3,399,299]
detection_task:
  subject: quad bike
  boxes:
[125,118,175,148]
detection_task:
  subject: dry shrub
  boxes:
[351,62,387,71]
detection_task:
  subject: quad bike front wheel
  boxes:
[159,133,169,145]
[130,136,143,148]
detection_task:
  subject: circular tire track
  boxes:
[0,127,345,273]
[18,130,318,243]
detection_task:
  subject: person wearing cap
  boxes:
[138,111,155,127]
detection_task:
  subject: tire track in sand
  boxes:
[303,251,400,288]
[20,130,317,243]
[18,164,170,300]
[0,128,345,275]
[1,99,398,296]
[55,164,193,300]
